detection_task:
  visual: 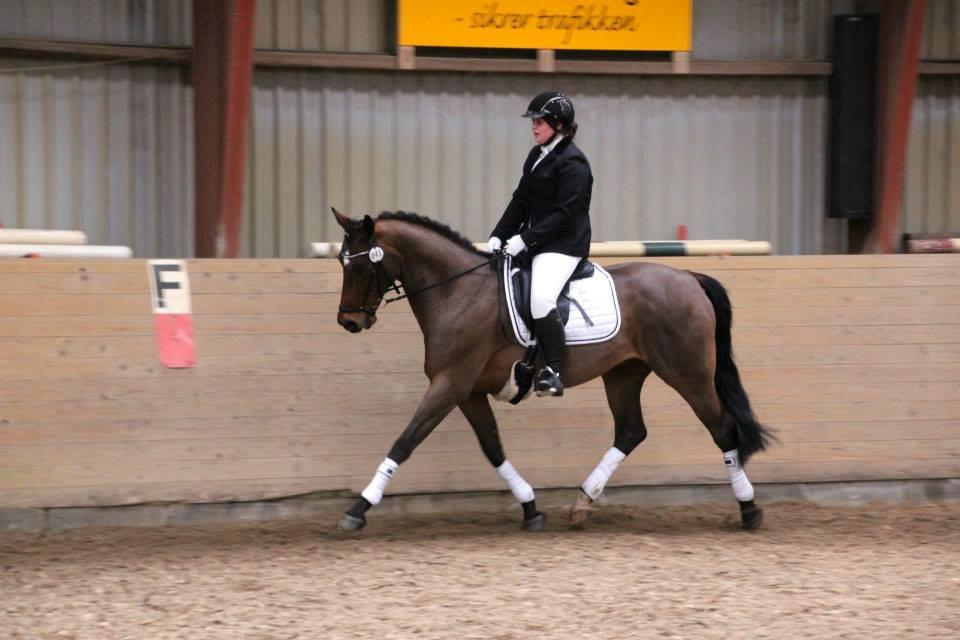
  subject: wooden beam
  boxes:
[192,1,226,258]
[872,0,927,253]
[218,0,256,259]
[536,49,555,73]
[254,50,396,69]
[0,39,839,76]
[0,38,188,63]
[8,38,960,77]
[918,61,960,74]
[396,45,416,70]
[191,0,256,258]
[687,60,832,76]
[671,51,691,74]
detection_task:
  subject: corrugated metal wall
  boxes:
[0,61,193,257]
[0,0,191,46]
[1,0,957,256]
[694,0,851,60]
[0,0,388,52]
[904,0,960,238]
[905,76,960,236]
[923,0,960,60]
[244,71,834,257]
[254,0,389,52]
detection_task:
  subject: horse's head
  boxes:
[332,208,396,333]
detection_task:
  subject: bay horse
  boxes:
[332,208,772,532]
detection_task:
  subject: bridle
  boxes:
[337,243,400,318]
[338,239,501,319]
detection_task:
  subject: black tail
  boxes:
[693,272,774,465]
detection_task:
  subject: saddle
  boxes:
[500,254,621,349]
[495,255,621,404]
[510,255,596,334]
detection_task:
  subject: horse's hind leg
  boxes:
[570,360,651,526]
[660,369,764,530]
[460,393,545,531]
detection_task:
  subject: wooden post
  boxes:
[871,0,926,253]
[537,49,555,73]
[672,51,691,74]
[192,0,227,258]
[218,0,256,258]
[397,45,416,70]
[192,0,256,258]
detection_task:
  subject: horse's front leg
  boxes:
[338,375,460,532]
[459,393,545,531]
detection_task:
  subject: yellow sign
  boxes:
[398,1,692,51]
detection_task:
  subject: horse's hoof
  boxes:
[741,506,764,530]
[522,512,546,531]
[337,513,367,532]
[569,492,594,526]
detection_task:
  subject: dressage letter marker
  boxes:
[147,260,197,368]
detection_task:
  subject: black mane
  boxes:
[377,211,485,256]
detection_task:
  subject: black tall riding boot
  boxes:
[533,309,565,397]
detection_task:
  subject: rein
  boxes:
[382,254,500,306]
[340,242,501,315]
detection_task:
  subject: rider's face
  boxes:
[531,117,557,145]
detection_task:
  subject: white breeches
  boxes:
[531,252,582,319]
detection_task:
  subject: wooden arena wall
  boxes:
[0,255,958,509]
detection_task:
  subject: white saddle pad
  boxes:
[503,257,621,347]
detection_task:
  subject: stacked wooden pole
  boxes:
[0,229,132,258]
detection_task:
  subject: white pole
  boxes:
[0,229,88,245]
[313,240,771,258]
[310,241,342,258]
[0,244,133,259]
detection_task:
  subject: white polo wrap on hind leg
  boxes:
[361,458,399,506]
[723,449,754,502]
[582,447,627,500]
[496,460,535,504]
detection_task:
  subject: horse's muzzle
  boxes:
[337,312,376,333]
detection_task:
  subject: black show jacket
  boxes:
[491,136,593,258]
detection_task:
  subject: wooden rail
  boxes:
[4,38,960,76]
[0,38,834,76]
[0,255,957,509]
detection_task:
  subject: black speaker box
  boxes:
[827,14,879,219]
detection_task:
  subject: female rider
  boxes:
[487,90,593,397]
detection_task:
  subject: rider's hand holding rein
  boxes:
[505,235,526,256]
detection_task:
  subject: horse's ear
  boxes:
[363,215,375,236]
[331,207,351,231]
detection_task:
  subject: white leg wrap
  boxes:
[360,458,399,506]
[723,449,755,502]
[496,460,535,504]
[581,447,627,500]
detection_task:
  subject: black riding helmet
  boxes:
[523,90,575,132]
